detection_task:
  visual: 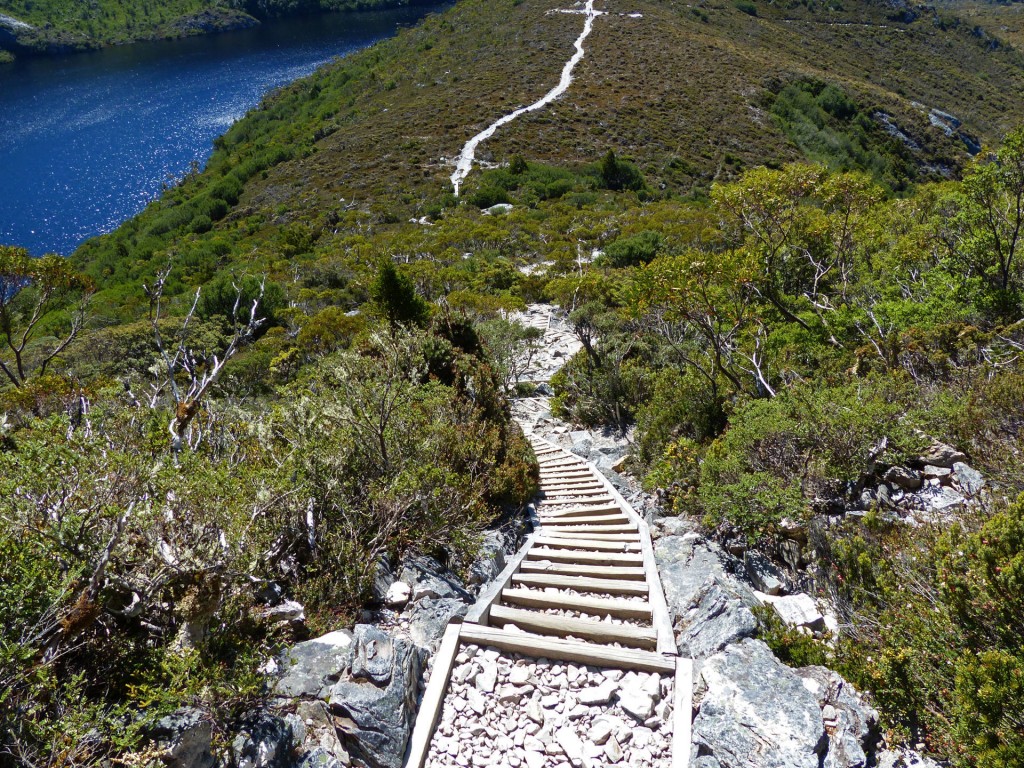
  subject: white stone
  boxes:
[556,726,586,768]
[385,581,411,607]
[578,681,616,705]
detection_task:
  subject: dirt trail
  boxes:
[449,0,604,195]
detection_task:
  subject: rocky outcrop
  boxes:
[797,666,879,768]
[694,639,828,768]
[231,711,304,768]
[693,639,878,768]
[654,526,763,659]
[273,630,354,699]
[329,625,427,768]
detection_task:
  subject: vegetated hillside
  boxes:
[4,0,1024,764]
[0,0,410,55]
[67,0,1024,313]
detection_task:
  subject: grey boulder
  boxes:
[407,597,469,649]
[916,440,967,469]
[399,555,472,603]
[693,639,827,768]
[798,666,879,768]
[274,630,354,699]
[467,531,507,588]
[952,462,985,497]
[231,712,302,768]
[328,625,426,768]
[149,708,217,768]
[744,550,786,595]
[883,466,922,491]
[676,577,758,659]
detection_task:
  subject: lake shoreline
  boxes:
[0,0,433,64]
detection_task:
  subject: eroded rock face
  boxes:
[407,597,469,649]
[657,528,761,660]
[467,531,507,588]
[399,555,472,603]
[231,711,303,768]
[798,666,879,768]
[328,625,426,768]
[693,639,827,768]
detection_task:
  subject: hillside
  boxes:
[0,0,410,56]
[68,0,1024,315]
[5,0,1024,766]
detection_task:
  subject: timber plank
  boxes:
[672,656,694,768]
[465,533,537,624]
[537,503,622,516]
[518,561,647,580]
[404,621,463,768]
[511,572,649,595]
[534,535,641,552]
[527,547,643,565]
[458,624,675,673]
[541,530,642,542]
[544,523,638,534]
[500,587,653,620]
[488,605,657,650]
[537,518,631,529]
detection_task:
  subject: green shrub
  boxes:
[734,0,758,16]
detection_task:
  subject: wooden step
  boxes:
[538,514,633,526]
[534,535,641,552]
[512,572,650,596]
[527,547,643,565]
[544,523,638,534]
[539,458,589,469]
[538,503,621,517]
[488,605,658,650]
[501,587,653,620]
[539,499,618,511]
[541,482,607,491]
[458,624,675,673]
[541,487,611,497]
[541,530,641,542]
[518,561,647,580]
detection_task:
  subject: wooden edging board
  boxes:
[672,656,694,768]
[464,532,537,625]
[488,604,658,650]
[404,620,463,768]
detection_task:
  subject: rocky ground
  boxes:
[424,648,673,768]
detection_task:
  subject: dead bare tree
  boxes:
[144,264,266,453]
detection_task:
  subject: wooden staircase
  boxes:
[405,436,692,768]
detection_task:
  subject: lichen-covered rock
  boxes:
[231,711,301,768]
[676,578,758,659]
[693,639,827,768]
[399,555,472,603]
[744,550,786,595]
[467,531,507,588]
[798,666,879,768]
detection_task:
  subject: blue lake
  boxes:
[0,4,444,256]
